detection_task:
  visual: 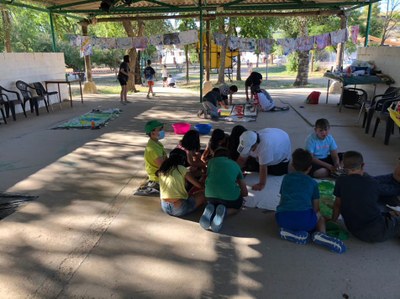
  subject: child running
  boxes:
[276,148,346,253]
[200,147,248,232]
[157,148,206,217]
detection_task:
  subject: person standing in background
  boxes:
[117,55,130,104]
[144,59,156,99]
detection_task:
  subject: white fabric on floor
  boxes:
[244,173,284,210]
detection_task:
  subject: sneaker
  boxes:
[200,203,215,230]
[146,181,160,191]
[280,228,309,245]
[146,94,150,99]
[152,93,156,97]
[134,186,159,196]
[312,232,346,254]
[211,204,226,232]
[197,109,204,118]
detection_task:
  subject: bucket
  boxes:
[194,123,212,135]
[172,122,191,135]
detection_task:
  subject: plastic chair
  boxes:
[0,98,6,124]
[33,82,59,111]
[372,97,400,145]
[16,80,49,116]
[340,87,367,109]
[362,87,400,134]
[0,85,27,121]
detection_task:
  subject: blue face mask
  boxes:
[158,130,165,140]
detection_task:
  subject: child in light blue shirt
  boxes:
[305,118,341,178]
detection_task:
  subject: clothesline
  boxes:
[70,26,359,57]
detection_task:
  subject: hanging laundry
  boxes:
[178,30,198,45]
[69,35,82,47]
[257,38,274,54]
[149,35,163,46]
[116,37,133,49]
[315,33,331,50]
[330,29,348,46]
[80,36,92,57]
[92,37,116,50]
[163,33,180,45]
[239,38,256,52]
[229,36,240,50]
[132,36,148,49]
[296,36,315,52]
[276,38,296,55]
[350,26,360,44]
[213,33,226,46]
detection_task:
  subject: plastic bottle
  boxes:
[91,120,95,129]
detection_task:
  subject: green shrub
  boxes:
[286,52,299,72]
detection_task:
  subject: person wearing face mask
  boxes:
[135,120,167,195]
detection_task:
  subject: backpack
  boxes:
[306,91,321,104]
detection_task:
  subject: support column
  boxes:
[199,2,204,102]
[365,2,372,47]
[49,12,57,52]
[81,22,97,94]
[205,19,211,81]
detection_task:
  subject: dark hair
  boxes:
[213,147,229,158]
[230,85,238,93]
[228,125,247,160]
[157,148,186,176]
[181,130,200,151]
[343,151,363,170]
[212,87,220,93]
[123,55,130,63]
[209,129,226,152]
[245,72,262,87]
[147,59,152,65]
[291,148,312,172]
[315,118,330,130]
[250,85,261,95]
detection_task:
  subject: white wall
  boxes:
[357,46,400,96]
[0,52,68,113]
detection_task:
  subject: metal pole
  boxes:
[49,12,57,52]
[199,0,204,102]
[365,2,372,47]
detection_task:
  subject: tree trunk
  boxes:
[256,53,259,68]
[122,19,144,92]
[294,51,309,86]
[1,7,12,52]
[217,18,232,84]
[293,17,309,87]
[185,45,190,83]
[234,26,241,81]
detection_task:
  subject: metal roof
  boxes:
[0,0,380,20]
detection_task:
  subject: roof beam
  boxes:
[49,0,99,10]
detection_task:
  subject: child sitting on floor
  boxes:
[276,148,346,253]
[157,148,205,217]
[200,147,248,232]
[251,85,289,112]
[177,130,206,177]
[135,120,167,195]
[167,74,176,88]
[305,118,342,178]
[201,128,229,163]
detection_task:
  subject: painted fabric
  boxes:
[296,36,315,52]
[132,37,148,49]
[92,37,117,49]
[149,35,163,46]
[315,33,331,50]
[239,38,256,52]
[69,35,82,47]
[350,26,359,44]
[178,30,198,45]
[80,36,92,57]
[213,33,226,46]
[257,38,274,54]
[163,33,180,45]
[229,36,240,50]
[116,37,133,49]
[276,38,296,55]
[330,29,348,46]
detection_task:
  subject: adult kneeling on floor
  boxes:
[237,128,291,191]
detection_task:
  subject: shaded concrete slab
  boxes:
[0,87,399,298]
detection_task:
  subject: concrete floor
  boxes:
[0,85,399,299]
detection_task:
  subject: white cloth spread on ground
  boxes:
[243,173,284,210]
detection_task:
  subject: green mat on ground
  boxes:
[53,108,121,129]
[318,180,349,240]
